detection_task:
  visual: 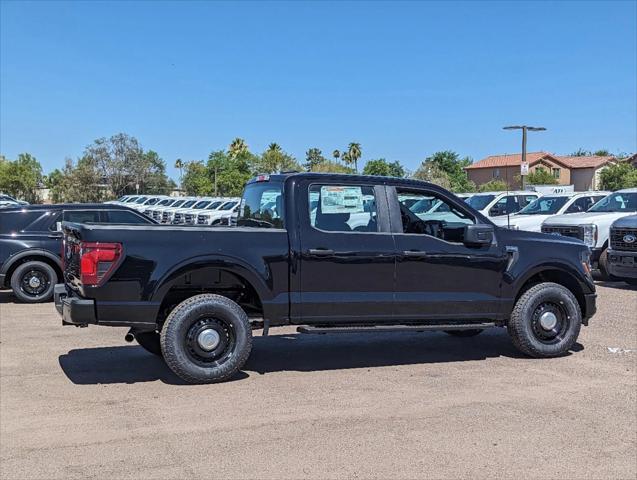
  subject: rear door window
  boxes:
[310,184,378,232]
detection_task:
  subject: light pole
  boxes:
[503,125,546,190]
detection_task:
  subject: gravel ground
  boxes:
[1,282,636,480]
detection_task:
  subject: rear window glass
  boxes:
[238,183,283,228]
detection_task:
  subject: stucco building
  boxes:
[465,152,616,191]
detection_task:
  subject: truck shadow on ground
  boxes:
[58,330,583,385]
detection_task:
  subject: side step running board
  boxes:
[297,323,496,335]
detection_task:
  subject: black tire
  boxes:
[508,282,581,358]
[444,329,484,337]
[598,248,612,280]
[160,294,252,384]
[10,261,57,303]
[135,331,162,356]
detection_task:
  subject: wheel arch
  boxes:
[2,250,62,287]
[150,255,271,322]
[513,265,589,319]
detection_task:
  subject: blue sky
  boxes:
[1,1,636,179]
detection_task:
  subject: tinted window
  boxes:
[238,182,284,228]
[63,210,101,223]
[310,184,377,232]
[206,201,223,210]
[106,210,151,224]
[467,194,495,211]
[520,196,569,215]
[589,192,637,212]
[566,196,593,214]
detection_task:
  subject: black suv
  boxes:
[1,204,154,302]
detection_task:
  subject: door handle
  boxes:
[403,250,428,258]
[308,248,335,256]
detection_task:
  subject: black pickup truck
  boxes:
[55,173,597,384]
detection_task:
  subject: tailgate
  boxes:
[62,223,83,291]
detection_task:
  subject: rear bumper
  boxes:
[608,249,637,279]
[54,283,159,328]
[54,284,96,326]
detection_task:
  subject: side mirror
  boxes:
[464,224,494,246]
[489,205,504,216]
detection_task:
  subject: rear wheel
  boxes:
[598,248,612,280]
[10,261,57,303]
[160,294,252,384]
[444,329,483,337]
[135,331,162,356]
[508,282,581,358]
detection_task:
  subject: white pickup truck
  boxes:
[492,191,608,232]
[542,188,637,278]
[465,191,540,219]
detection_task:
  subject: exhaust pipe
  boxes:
[124,329,135,343]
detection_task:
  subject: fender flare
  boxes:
[0,249,62,277]
[149,253,273,307]
[508,260,591,299]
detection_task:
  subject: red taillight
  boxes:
[79,242,122,286]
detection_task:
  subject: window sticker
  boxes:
[321,186,365,214]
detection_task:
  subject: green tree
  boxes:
[228,138,249,159]
[0,153,43,203]
[599,163,637,190]
[362,158,405,177]
[49,157,106,203]
[207,149,256,196]
[412,162,452,189]
[309,160,354,174]
[305,148,327,171]
[257,144,301,174]
[332,149,341,163]
[570,148,590,157]
[526,167,558,185]
[346,142,362,173]
[478,179,509,192]
[174,158,184,187]
[419,151,474,192]
[182,161,214,195]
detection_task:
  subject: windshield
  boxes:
[134,197,148,204]
[409,198,437,214]
[145,197,160,205]
[238,182,283,228]
[588,192,637,212]
[180,200,196,208]
[220,201,238,211]
[157,199,173,206]
[206,201,223,210]
[192,200,211,209]
[467,194,496,210]
[170,200,186,208]
[124,197,139,203]
[519,196,569,215]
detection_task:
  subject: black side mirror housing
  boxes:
[464,224,494,246]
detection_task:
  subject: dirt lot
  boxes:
[1,283,636,480]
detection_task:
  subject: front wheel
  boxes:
[10,261,57,303]
[508,282,582,358]
[160,294,252,384]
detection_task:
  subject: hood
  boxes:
[543,211,634,226]
[492,214,548,231]
[500,227,586,248]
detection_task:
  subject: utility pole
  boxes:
[503,125,546,190]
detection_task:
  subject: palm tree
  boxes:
[268,142,282,153]
[341,152,352,168]
[332,149,341,162]
[347,142,362,173]
[174,158,184,188]
[229,138,249,159]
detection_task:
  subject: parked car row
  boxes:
[108,194,241,225]
[409,188,637,283]
[0,194,29,209]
